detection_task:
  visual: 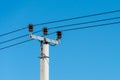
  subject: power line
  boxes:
[0,21,120,51]
[48,21,120,35]
[0,31,41,45]
[0,34,29,44]
[1,16,120,44]
[0,39,33,51]
[34,10,120,26]
[0,27,27,37]
[48,17,120,30]
[62,21,120,32]
[0,9,120,37]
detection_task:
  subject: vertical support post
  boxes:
[28,33,60,80]
[40,42,49,80]
[28,25,61,80]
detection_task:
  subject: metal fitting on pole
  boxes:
[43,27,48,35]
[56,31,62,40]
[28,24,34,32]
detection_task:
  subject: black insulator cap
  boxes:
[28,24,34,32]
[43,27,48,35]
[57,31,62,39]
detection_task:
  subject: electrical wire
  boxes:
[0,34,29,44]
[1,16,120,44]
[0,30,42,44]
[48,17,120,30]
[0,9,120,37]
[48,21,120,35]
[0,21,120,51]
[0,39,33,50]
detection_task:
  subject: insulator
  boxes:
[57,31,62,39]
[28,24,33,32]
[43,27,48,35]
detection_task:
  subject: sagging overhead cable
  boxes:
[0,21,120,51]
[1,16,120,45]
[0,9,120,37]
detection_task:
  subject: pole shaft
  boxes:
[40,43,49,80]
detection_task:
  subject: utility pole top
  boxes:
[28,25,62,80]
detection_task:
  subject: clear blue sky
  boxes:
[0,0,120,80]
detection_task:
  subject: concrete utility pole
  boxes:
[28,24,62,80]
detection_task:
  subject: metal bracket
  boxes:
[29,34,60,45]
[40,56,49,59]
